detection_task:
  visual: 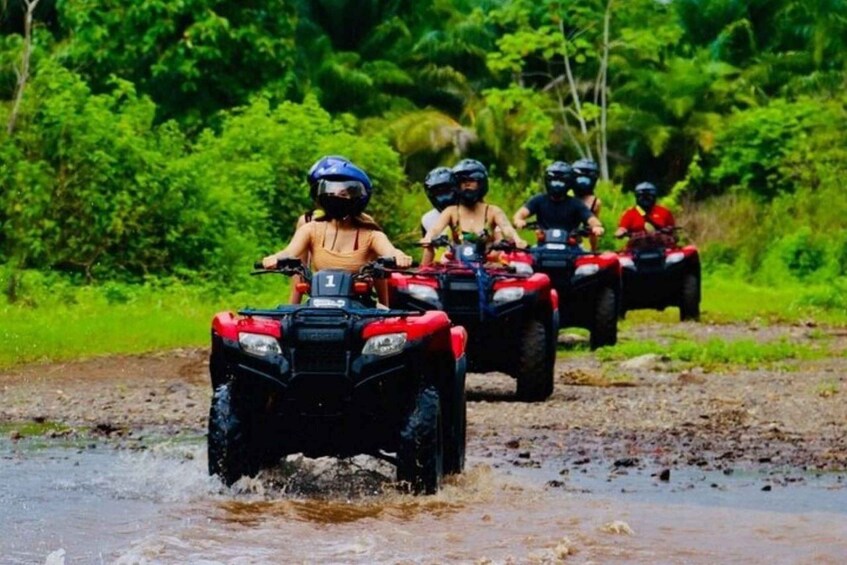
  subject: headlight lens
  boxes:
[407,283,439,303]
[492,287,525,303]
[666,252,685,265]
[362,332,407,357]
[238,332,281,357]
[509,261,533,274]
[574,263,599,277]
[619,257,635,269]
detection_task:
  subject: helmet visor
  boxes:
[317,179,365,199]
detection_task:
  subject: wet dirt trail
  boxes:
[1,321,846,563]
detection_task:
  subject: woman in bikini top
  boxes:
[263,163,411,274]
[420,159,526,266]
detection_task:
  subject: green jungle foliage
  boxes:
[0,0,845,308]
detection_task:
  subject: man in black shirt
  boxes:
[513,161,604,236]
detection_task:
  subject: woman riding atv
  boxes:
[419,159,527,265]
[263,161,412,278]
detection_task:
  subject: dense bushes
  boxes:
[0,58,407,287]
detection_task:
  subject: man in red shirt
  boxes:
[615,182,675,237]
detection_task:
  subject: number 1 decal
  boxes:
[326,275,336,288]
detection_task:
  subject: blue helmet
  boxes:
[572,158,599,196]
[424,166,458,211]
[544,161,574,198]
[307,155,350,201]
[452,159,488,205]
[315,161,373,219]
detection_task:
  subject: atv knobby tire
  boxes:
[397,387,444,494]
[515,319,554,402]
[590,286,618,349]
[208,383,259,486]
[442,358,467,475]
[680,272,701,321]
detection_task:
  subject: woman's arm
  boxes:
[419,208,455,265]
[491,206,527,248]
[372,232,412,267]
[262,223,313,268]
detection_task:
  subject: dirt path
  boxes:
[2,322,846,477]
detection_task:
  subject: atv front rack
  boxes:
[238,306,422,319]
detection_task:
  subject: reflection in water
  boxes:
[0,441,845,564]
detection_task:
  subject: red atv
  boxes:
[617,227,701,321]
[387,236,558,402]
[516,224,621,350]
[208,257,468,494]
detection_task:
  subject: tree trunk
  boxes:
[7,0,40,135]
[598,0,613,180]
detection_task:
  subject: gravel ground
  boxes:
[2,322,845,477]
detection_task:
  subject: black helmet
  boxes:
[452,159,488,205]
[307,155,350,201]
[634,181,658,211]
[544,161,574,198]
[424,166,458,212]
[315,161,373,220]
[572,158,599,196]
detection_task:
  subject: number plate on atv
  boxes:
[295,327,347,342]
[310,298,349,308]
[545,243,566,250]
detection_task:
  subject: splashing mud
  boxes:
[1,440,845,564]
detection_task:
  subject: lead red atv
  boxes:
[208,257,468,494]
[387,236,558,402]
[515,224,621,350]
[617,227,701,321]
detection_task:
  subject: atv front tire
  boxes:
[590,286,618,349]
[397,387,444,494]
[680,272,701,321]
[442,357,467,475]
[208,383,259,486]
[516,319,554,402]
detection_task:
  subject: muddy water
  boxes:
[1,440,845,564]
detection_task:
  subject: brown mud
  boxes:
[1,321,846,478]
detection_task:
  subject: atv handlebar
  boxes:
[524,222,590,239]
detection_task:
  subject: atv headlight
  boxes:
[238,332,281,357]
[492,287,525,304]
[666,252,685,265]
[619,257,635,269]
[407,283,439,303]
[574,264,599,277]
[362,332,407,357]
[509,261,534,275]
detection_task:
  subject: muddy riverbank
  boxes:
[1,321,846,563]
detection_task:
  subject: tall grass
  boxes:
[1,255,846,371]
[0,276,289,369]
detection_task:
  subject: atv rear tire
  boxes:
[680,272,701,321]
[516,319,554,402]
[208,383,259,486]
[590,286,618,350]
[443,357,467,475]
[397,387,444,494]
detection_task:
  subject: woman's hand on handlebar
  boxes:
[262,255,280,269]
[394,251,413,268]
